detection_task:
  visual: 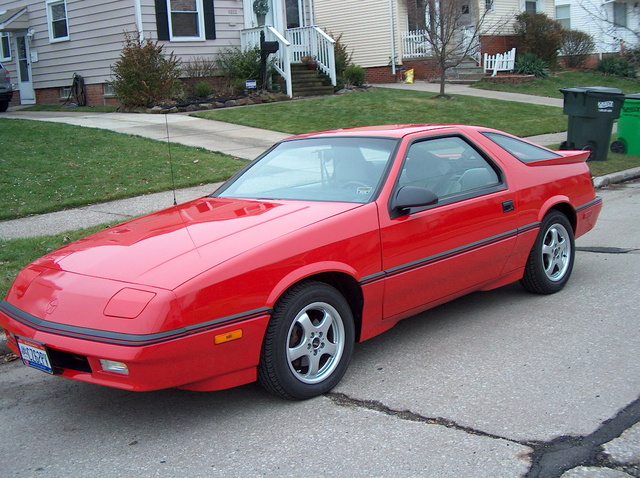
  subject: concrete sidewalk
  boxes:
[0,84,636,241]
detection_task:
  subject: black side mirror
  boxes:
[392,186,438,216]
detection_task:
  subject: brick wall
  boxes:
[480,35,519,56]
[364,58,441,84]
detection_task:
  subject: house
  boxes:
[312,0,556,82]
[0,0,336,106]
[0,0,568,108]
[555,0,639,56]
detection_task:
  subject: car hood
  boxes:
[33,197,361,290]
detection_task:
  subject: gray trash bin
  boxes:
[559,86,625,161]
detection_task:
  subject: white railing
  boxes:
[241,25,336,97]
[483,47,516,76]
[401,30,432,58]
[286,26,336,86]
[241,26,293,97]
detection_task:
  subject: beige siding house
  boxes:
[0,0,246,105]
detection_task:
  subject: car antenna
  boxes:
[165,114,178,206]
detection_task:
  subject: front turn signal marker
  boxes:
[214,329,243,345]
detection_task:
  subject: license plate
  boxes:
[17,337,54,374]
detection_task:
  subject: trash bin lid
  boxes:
[560,86,624,97]
[625,93,640,100]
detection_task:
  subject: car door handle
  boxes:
[502,200,515,213]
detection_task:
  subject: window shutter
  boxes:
[204,0,216,40]
[155,0,170,41]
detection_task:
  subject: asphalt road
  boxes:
[1,181,638,478]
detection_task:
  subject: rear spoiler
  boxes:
[526,150,591,167]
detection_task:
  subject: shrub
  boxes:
[514,13,565,68]
[623,45,640,68]
[560,30,595,69]
[331,33,353,89]
[182,56,218,77]
[110,31,182,109]
[193,81,212,98]
[595,57,637,78]
[216,46,266,94]
[344,64,366,87]
[514,53,549,78]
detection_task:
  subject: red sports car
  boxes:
[1,124,602,400]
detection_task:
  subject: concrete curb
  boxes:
[594,167,640,189]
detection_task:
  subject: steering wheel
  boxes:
[340,180,370,190]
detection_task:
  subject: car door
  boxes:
[378,134,520,320]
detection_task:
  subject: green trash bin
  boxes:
[611,93,640,155]
[559,86,625,161]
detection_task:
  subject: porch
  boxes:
[241,25,336,97]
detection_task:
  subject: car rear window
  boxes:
[483,132,562,163]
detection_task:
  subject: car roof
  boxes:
[287,124,485,140]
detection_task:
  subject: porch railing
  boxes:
[285,26,336,86]
[401,28,480,63]
[401,30,433,58]
[241,25,336,97]
[241,26,292,97]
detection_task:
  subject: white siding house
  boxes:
[555,0,639,54]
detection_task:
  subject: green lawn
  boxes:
[193,87,568,137]
[0,118,246,220]
[472,70,640,98]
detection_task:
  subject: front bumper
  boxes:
[0,302,270,392]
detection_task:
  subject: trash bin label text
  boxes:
[598,101,614,113]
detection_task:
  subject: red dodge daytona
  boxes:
[0,124,602,399]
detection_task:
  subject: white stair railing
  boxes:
[241,26,292,97]
[286,26,336,86]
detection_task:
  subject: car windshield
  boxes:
[215,137,398,203]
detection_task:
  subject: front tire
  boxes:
[521,211,575,294]
[258,281,355,400]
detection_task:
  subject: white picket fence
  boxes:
[483,48,516,76]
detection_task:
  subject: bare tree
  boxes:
[404,0,489,98]
[576,0,639,51]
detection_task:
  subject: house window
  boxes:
[154,0,216,41]
[613,2,627,27]
[461,4,470,14]
[525,1,537,13]
[169,0,203,38]
[556,5,570,29]
[485,0,494,11]
[46,0,69,41]
[1,32,11,61]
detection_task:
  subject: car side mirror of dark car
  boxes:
[392,186,438,216]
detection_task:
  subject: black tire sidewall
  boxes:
[523,211,575,294]
[259,281,355,400]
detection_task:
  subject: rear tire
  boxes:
[258,281,355,400]
[0,101,9,113]
[521,211,575,294]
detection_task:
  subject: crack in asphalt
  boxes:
[326,392,525,445]
[576,246,640,254]
[326,393,640,478]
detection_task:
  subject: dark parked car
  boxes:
[0,61,14,112]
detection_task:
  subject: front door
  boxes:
[15,33,35,104]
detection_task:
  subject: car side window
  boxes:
[398,136,501,199]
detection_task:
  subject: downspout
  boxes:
[133,0,144,40]
[389,0,396,75]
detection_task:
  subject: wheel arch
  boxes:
[540,199,577,233]
[268,269,364,343]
